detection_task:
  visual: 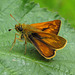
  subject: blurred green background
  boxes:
[31,0,75,28]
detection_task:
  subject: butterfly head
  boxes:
[8,14,25,33]
[15,24,23,32]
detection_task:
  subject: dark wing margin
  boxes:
[28,33,56,59]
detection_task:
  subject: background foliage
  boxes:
[31,0,75,28]
[0,0,75,75]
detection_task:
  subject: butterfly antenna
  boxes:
[10,14,19,24]
[9,14,18,32]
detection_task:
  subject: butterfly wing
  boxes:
[28,34,56,59]
[23,20,66,59]
[31,20,61,35]
[28,32,66,50]
[27,32,66,59]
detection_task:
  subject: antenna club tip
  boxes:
[8,29,12,31]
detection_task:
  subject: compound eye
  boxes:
[18,26,23,31]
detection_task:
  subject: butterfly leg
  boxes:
[23,34,27,54]
[10,33,21,51]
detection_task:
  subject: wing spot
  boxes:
[42,28,49,31]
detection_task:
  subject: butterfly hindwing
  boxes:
[28,32,66,50]
[28,33,56,59]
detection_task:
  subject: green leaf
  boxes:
[31,0,75,28]
[0,0,75,75]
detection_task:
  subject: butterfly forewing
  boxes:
[31,20,61,35]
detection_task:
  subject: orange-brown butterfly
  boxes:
[9,14,67,59]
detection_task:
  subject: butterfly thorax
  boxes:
[15,23,34,39]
